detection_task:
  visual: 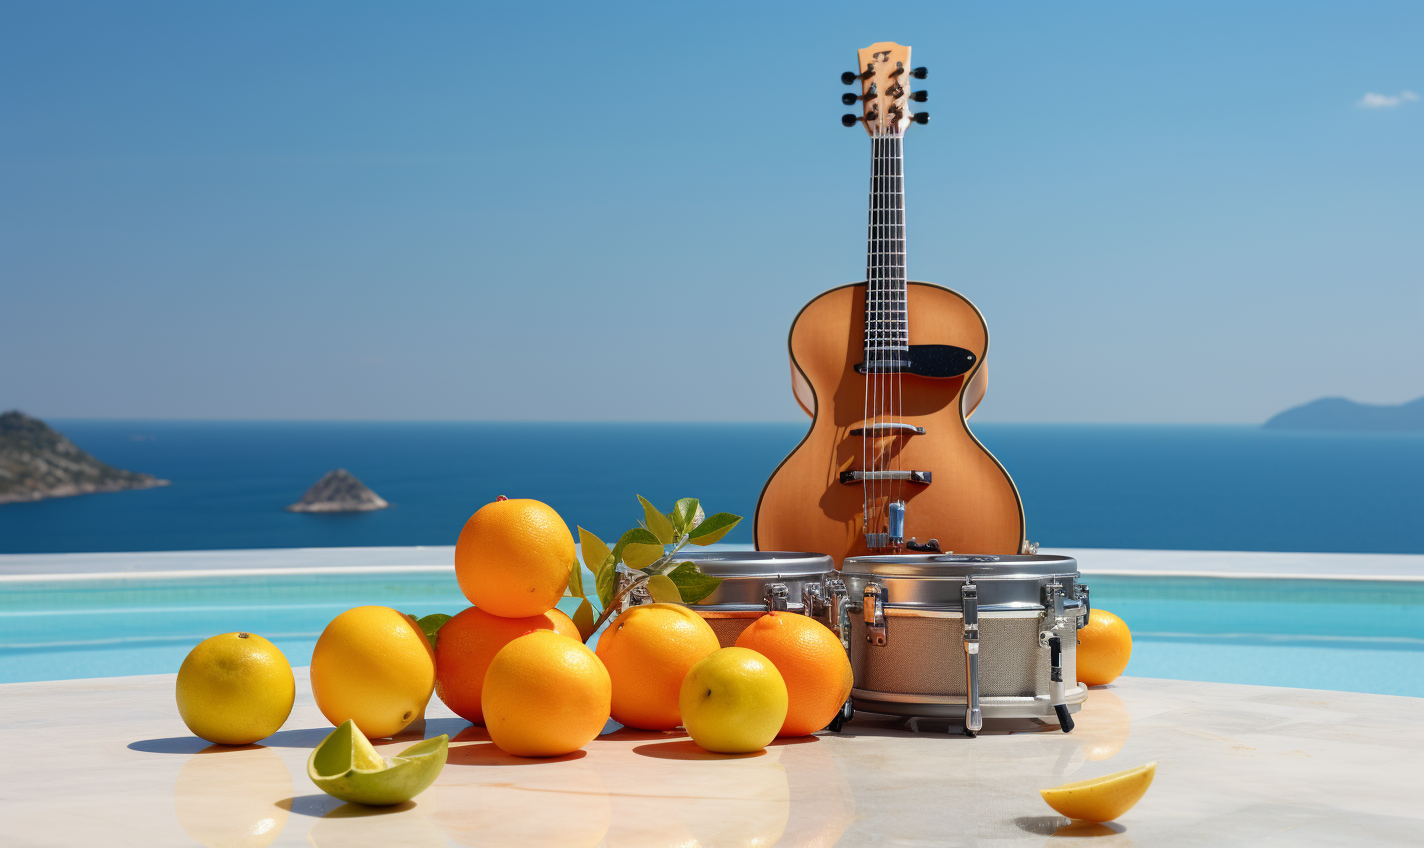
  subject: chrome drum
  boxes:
[838,554,1090,734]
[626,551,837,647]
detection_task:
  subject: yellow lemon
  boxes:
[1040,761,1157,822]
[176,632,295,745]
[311,606,436,739]
[680,647,789,754]
[482,630,611,757]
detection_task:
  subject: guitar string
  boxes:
[862,129,873,545]
[894,131,905,529]
[874,128,886,547]
[870,129,881,547]
[877,127,884,546]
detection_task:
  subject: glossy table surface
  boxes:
[1,672,1420,847]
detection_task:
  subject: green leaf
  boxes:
[638,495,677,544]
[578,526,611,573]
[614,527,666,570]
[572,598,597,641]
[687,512,742,546]
[646,574,684,604]
[623,541,667,571]
[666,562,724,604]
[596,561,619,610]
[415,614,451,650]
[610,527,647,566]
[671,498,701,534]
[574,527,609,599]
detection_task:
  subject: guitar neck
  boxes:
[865,132,907,360]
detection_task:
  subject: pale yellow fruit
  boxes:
[176,632,295,746]
[679,647,788,754]
[1040,761,1157,822]
[311,606,436,739]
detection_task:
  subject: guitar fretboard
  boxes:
[865,132,907,358]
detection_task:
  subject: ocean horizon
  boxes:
[2,420,1421,556]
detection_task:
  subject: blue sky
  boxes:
[2,0,1419,423]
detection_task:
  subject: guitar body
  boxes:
[754,281,1026,563]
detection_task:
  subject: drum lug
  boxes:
[1039,581,1067,642]
[764,582,789,612]
[863,583,887,646]
[961,581,982,734]
[821,578,851,650]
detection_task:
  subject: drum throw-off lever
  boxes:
[1048,635,1074,733]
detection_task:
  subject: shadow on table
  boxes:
[277,794,417,818]
[129,718,470,754]
[1015,816,1126,837]
[632,739,766,760]
[447,741,587,766]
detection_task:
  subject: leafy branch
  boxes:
[566,496,741,642]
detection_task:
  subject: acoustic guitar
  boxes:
[754,41,1027,564]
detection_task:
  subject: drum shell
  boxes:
[839,554,1090,720]
[628,551,836,648]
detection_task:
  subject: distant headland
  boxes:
[1263,396,1424,431]
[0,411,170,504]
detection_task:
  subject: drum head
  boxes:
[841,554,1078,579]
[679,550,834,578]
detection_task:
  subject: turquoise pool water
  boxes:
[1,570,1419,697]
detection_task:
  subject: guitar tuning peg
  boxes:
[909,90,928,102]
[912,112,929,124]
[911,67,928,79]
[841,71,858,85]
[841,92,858,105]
[841,68,874,85]
[841,114,862,127]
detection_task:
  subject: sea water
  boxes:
[1,421,1421,555]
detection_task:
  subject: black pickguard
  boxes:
[855,344,976,378]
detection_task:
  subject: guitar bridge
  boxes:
[849,423,925,436]
[840,470,932,485]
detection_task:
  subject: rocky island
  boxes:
[0,411,170,504]
[287,468,389,513]
[1264,395,1424,431]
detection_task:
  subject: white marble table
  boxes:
[1,672,1419,847]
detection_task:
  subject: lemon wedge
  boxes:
[1040,761,1156,822]
[308,719,448,806]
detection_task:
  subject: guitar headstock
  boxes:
[840,41,928,136]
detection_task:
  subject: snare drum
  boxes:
[624,551,836,647]
[836,554,1090,734]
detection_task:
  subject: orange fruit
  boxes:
[310,606,436,738]
[434,605,579,724]
[454,497,576,619]
[482,630,611,757]
[1077,608,1133,686]
[594,603,720,730]
[734,612,853,737]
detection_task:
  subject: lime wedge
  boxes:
[308,719,448,806]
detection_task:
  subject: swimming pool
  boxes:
[1,568,1420,697]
